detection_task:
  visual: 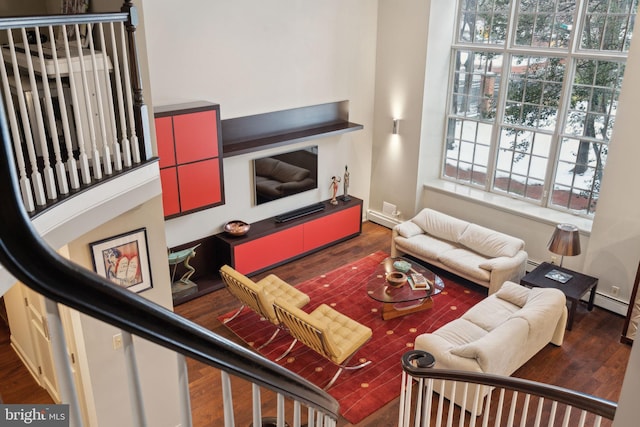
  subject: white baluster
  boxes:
[122,331,147,426]
[47,25,79,190]
[507,391,518,425]
[221,371,235,427]
[112,22,132,167]
[73,23,101,180]
[277,393,285,427]
[20,28,57,201]
[7,30,46,206]
[61,24,91,184]
[119,22,140,164]
[44,299,83,427]
[0,36,35,211]
[398,371,408,427]
[34,27,68,196]
[177,354,192,427]
[98,23,122,171]
[252,384,262,427]
[307,407,315,427]
[293,400,301,427]
[533,397,544,427]
[86,24,112,176]
[520,393,531,427]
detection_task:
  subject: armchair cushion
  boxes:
[220,265,309,325]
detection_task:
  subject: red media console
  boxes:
[214,197,363,276]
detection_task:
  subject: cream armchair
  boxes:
[219,265,310,349]
[273,298,372,390]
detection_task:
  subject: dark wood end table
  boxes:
[520,262,598,330]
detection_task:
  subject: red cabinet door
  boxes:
[173,110,219,164]
[177,158,222,212]
[159,168,180,217]
[303,206,361,251]
[155,116,175,168]
[234,226,304,275]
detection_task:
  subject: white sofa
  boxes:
[414,281,568,413]
[391,208,528,295]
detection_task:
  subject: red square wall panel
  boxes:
[177,159,221,212]
[173,110,219,164]
[160,168,180,217]
[155,116,176,168]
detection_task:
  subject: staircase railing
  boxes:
[0,1,150,216]
[0,5,339,427]
[399,350,617,427]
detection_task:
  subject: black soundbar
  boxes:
[275,202,326,223]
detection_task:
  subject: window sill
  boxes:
[423,179,593,235]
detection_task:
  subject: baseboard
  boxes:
[367,209,401,229]
[593,293,627,316]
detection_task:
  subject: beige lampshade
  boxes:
[547,223,581,257]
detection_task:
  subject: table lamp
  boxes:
[546,223,581,282]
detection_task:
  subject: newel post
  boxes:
[121,0,152,161]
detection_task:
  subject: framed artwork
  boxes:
[90,228,153,293]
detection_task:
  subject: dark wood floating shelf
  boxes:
[221,100,363,157]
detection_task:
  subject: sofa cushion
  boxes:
[458,223,525,258]
[438,248,491,283]
[411,208,469,243]
[425,318,488,348]
[394,220,424,239]
[462,293,520,331]
[508,287,566,344]
[450,317,530,375]
[495,281,530,307]
[395,234,459,261]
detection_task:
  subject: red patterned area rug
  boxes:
[218,251,486,424]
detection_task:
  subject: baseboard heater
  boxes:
[275,202,325,223]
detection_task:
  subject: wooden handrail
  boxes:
[401,350,616,420]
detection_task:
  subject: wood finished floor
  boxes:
[0,221,632,426]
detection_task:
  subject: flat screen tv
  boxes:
[253,146,318,205]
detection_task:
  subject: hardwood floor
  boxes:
[0,221,631,426]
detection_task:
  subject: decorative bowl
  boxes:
[224,220,250,236]
[386,271,407,287]
[393,260,412,273]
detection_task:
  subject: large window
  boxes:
[444,0,637,216]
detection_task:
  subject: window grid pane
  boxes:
[443,0,636,216]
[581,0,637,52]
[444,118,492,187]
[458,0,511,44]
[515,0,576,48]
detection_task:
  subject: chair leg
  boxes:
[222,305,245,324]
[324,356,372,390]
[275,339,298,362]
[257,327,281,350]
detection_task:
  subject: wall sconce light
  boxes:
[392,118,400,135]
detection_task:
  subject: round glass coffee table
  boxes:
[366,257,445,320]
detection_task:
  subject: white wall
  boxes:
[66,196,182,427]
[139,0,378,247]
